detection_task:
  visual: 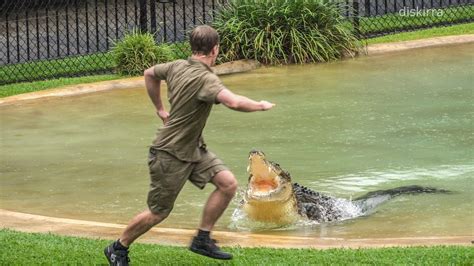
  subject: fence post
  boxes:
[150,0,157,35]
[6,12,10,63]
[353,0,361,38]
[365,0,370,17]
[139,0,148,32]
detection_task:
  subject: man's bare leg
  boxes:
[199,170,238,231]
[189,170,237,260]
[105,210,167,265]
[119,210,167,247]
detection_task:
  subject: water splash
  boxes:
[331,197,365,219]
[229,190,370,231]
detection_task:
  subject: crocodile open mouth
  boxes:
[242,150,298,224]
[246,150,289,200]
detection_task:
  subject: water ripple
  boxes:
[312,163,474,193]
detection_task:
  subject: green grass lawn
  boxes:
[0,53,115,85]
[0,74,121,98]
[0,229,472,265]
[366,22,474,45]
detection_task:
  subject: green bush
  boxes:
[212,0,360,64]
[163,42,192,60]
[111,30,172,75]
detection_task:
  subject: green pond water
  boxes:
[1,43,473,238]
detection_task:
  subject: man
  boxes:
[104,25,274,265]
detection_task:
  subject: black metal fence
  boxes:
[0,0,473,85]
[351,0,473,37]
[0,0,216,85]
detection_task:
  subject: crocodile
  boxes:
[241,150,449,225]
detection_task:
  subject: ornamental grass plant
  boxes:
[110,29,173,76]
[213,0,360,64]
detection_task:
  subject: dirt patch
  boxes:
[1,209,471,248]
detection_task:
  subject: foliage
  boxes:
[110,29,172,76]
[212,0,360,64]
[168,41,192,60]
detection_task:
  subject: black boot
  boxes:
[104,240,130,266]
[189,236,233,260]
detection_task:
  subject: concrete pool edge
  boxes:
[366,34,474,55]
[1,209,472,249]
[1,34,473,106]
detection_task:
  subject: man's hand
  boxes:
[157,109,169,124]
[145,66,168,123]
[259,100,275,111]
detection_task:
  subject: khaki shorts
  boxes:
[147,147,229,215]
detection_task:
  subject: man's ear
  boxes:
[211,45,219,56]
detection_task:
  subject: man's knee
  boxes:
[223,178,238,197]
[213,170,238,197]
[148,209,170,224]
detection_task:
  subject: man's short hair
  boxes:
[190,25,219,55]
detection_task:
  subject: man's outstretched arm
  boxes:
[216,88,275,112]
[144,67,169,124]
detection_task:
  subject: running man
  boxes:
[104,25,274,265]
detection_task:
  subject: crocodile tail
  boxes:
[355,185,451,201]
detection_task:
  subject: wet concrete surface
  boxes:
[1,209,471,248]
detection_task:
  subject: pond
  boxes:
[1,43,472,239]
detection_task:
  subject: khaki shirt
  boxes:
[151,58,224,162]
